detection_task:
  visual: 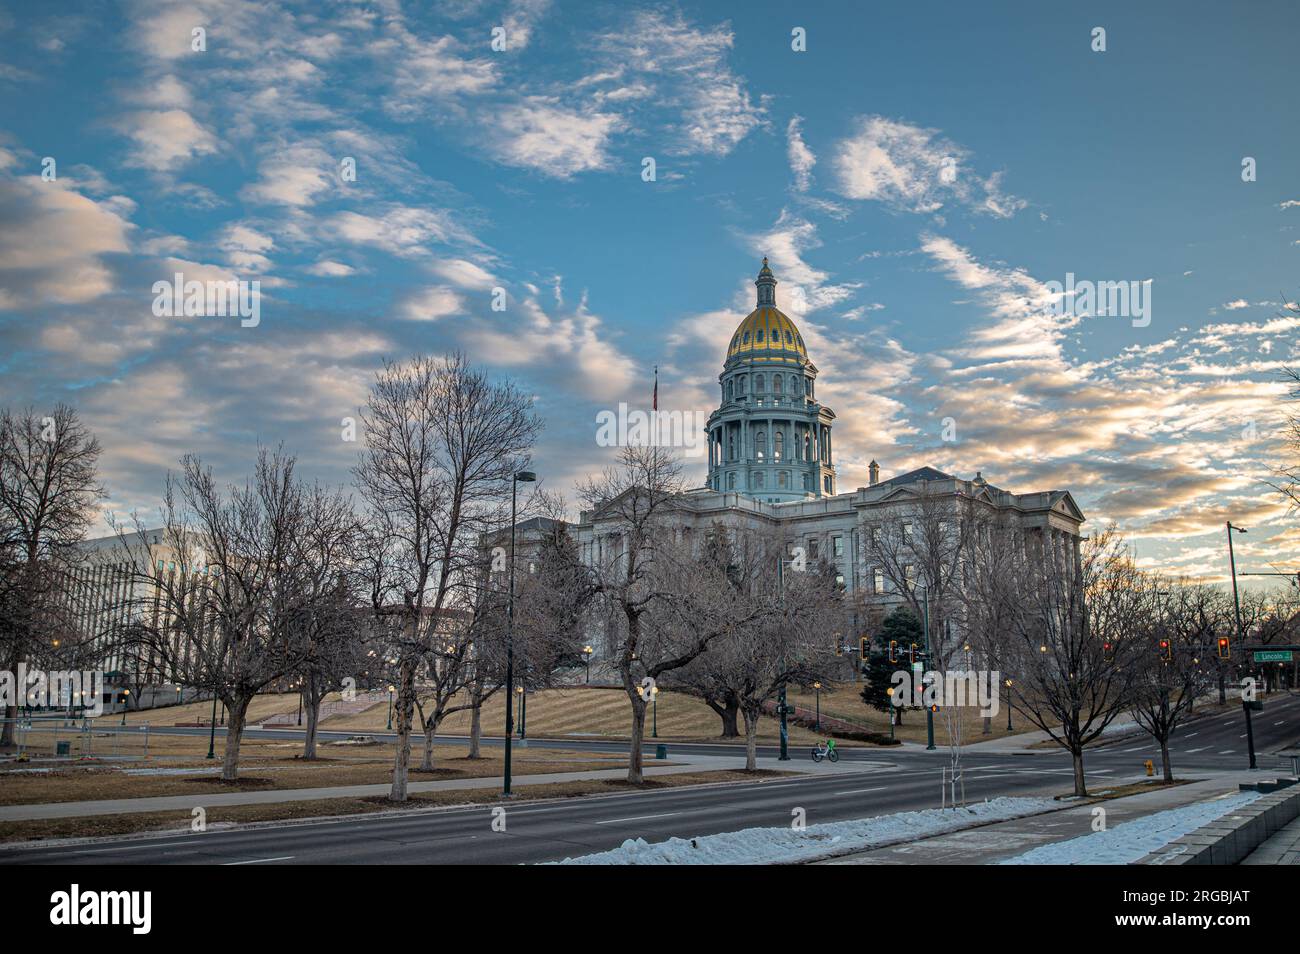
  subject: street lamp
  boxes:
[886,686,895,740]
[582,645,593,683]
[1004,678,1014,731]
[1226,521,1247,650]
[813,682,822,730]
[504,469,536,796]
[386,685,395,730]
[119,689,131,727]
[516,684,524,739]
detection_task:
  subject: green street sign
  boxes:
[1252,650,1294,663]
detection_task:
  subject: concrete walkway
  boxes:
[0,752,876,823]
[1241,814,1300,865]
[818,771,1264,864]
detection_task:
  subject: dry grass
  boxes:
[0,739,623,806]
[784,682,1029,746]
[0,769,791,844]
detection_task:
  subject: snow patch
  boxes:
[551,796,1059,865]
[1000,791,1262,865]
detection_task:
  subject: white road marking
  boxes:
[595,812,681,825]
[1275,721,1285,726]
[1119,746,1145,753]
[223,856,293,865]
[1186,747,1208,754]
[833,786,889,796]
[1219,749,1235,755]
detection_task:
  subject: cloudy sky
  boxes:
[1,0,1297,586]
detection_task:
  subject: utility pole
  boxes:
[503,470,536,796]
[923,586,935,751]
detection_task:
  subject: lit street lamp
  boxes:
[1005,678,1014,731]
[386,685,395,730]
[119,689,131,727]
[582,645,593,683]
[813,682,822,730]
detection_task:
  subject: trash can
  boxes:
[56,741,71,756]
[655,744,668,760]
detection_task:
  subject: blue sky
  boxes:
[1,0,1298,584]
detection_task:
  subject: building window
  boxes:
[833,536,844,559]
[755,430,766,461]
[803,473,811,491]
[872,568,884,593]
[903,522,913,540]
[904,564,916,584]
[727,472,736,489]
[754,472,764,488]
[774,430,783,461]
[807,539,819,560]
[743,332,751,344]
[824,475,833,493]
[725,381,733,401]
[778,471,788,488]
[755,374,765,392]
[738,375,746,394]
[773,375,783,395]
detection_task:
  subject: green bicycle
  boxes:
[811,739,839,763]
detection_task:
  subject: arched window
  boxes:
[773,375,783,395]
[774,430,784,461]
[756,329,764,342]
[725,381,733,401]
[791,374,799,394]
[727,472,736,489]
[743,331,751,344]
[737,375,746,395]
[778,471,789,488]
[755,430,766,461]
[755,374,765,393]
[754,471,764,488]
[727,431,736,460]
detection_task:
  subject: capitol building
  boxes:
[575,260,1085,617]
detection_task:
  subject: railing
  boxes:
[1,717,151,760]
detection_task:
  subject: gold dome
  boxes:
[726,306,808,362]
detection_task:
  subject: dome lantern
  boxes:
[755,257,777,306]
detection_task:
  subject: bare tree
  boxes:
[1129,583,1218,781]
[114,449,333,780]
[975,527,1145,797]
[354,354,538,801]
[675,528,845,769]
[0,405,103,745]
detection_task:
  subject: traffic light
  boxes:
[929,704,940,713]
[910,642,919,665]
[859,636,869,661]
[1217,636,1230,660]
[888,640,898,663]
[1102,640,1114,661]
[1158,639,1171,661]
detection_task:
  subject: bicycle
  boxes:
[810,739,839,763]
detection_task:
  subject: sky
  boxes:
[0,0,1298,587]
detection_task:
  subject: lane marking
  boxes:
[594,812,681,825]
[1219,749,1235,755]
[833,786,889,796]
[223,856,293,865]
[1186,747,1208,754]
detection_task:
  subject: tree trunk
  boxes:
[302,692,321,760]
[706,697,740,738]
[1,649,22,747]
[389,659,416,802]
[1160,738,1173,783]
[742,707,760,771]
[468,680,483,759]
[626,690,647,784]
[1070,747,1088,797]
[222,694,251,782]
[420,715,439,771]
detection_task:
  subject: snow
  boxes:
[1000,791,1262,865]
[551,796,1059,865]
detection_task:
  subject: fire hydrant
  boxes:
[1144,759,1154,777]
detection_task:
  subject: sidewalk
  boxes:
[0,752,874,823]
[1241,814,1300,865]
[818,772,1266,864]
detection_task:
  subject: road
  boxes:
[3,691,1297,865]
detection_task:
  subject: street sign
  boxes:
[1252,650,1294,663]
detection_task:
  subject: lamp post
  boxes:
[119,689,131,727]
[504,470,536,796]
[921,586,935,751]
[296,683,303,726]
[206,677,218,759]
[886,686,895,740]
[813,682,822,730]
[652,685,659,738]
[582,645,593,683]
[1005,678,1014,731]
[386,685,395,730]
[516,685,524,738]
[1226,521,1247,651]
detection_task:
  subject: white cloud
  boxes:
[400,285,465,321]
[117,109,218,172]
[787,116,815,192]
[489,98,622,177]
[833,115,1024,218]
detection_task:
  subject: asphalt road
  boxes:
[3,691,1297,865]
